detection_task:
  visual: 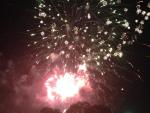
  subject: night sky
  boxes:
[0,0,150,113]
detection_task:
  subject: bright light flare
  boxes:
[45,70,90,102]
[56,73,85,99]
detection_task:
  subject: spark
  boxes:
[78,63,87,72]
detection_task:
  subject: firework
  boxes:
[27,0,150,112]
[42,64,93,110]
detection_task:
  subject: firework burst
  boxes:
[26,0,150,111]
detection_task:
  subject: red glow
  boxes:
[45,72,87,101]
[41,64,94,111]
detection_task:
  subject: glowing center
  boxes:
[45,72,87,101]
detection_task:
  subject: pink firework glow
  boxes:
[45,72,87,101]
[43,64,93,110]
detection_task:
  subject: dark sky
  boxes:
[0,0,150,113]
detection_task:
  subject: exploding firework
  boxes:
[26,0,150,112]
[43,65,93,110]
